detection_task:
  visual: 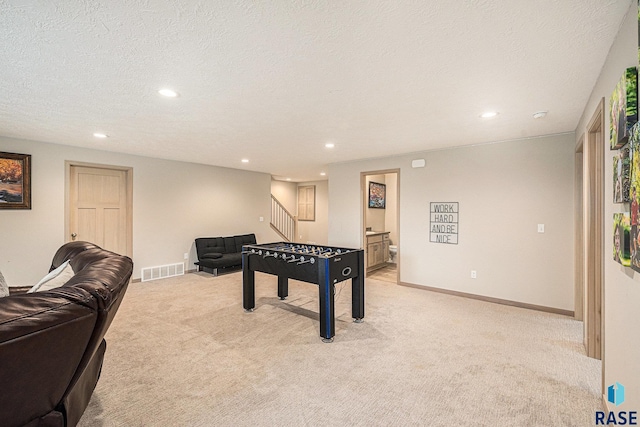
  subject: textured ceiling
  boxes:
[0,0,633,181]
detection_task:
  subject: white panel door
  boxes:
[69,165,130,256]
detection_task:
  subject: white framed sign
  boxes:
[430,202,459,244]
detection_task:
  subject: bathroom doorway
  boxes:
[361,169,400,284]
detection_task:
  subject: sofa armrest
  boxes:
[8,286,31,295]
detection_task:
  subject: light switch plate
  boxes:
[537,224,545,233]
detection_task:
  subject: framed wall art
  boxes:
[610,67,638,149]
[614,145,631,203]
[0,151,31,210]
[368,181,386,209]
[613,213,631,267]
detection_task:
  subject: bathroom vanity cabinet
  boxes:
[366,231,390,272]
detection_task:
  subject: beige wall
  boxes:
[329,133,575,311]
[0,136,280,284]
[270,179,297,214]
[574,1,639,409]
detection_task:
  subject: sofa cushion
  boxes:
[36,263,76,292]
[223,237,236,253]
[201,252,223,259]
[196,253,243,268]
[195,237,226,257]
[28,260,74,293]
[234,234,256,252]
[222,253,242,265]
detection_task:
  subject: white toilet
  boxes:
[388,245,397,263]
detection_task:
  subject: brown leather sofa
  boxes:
[0,241,133,427]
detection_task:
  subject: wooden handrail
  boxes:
[271,195,296,218]
[271,195,297,242]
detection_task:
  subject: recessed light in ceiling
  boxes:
[320,172,326,176]
[93,133,108,138]
[158,88,178,97]
[533,111,548,119]
[286,178,291,181]
[241,159,249,163]
[325,143,335,148]
[480,111,498,119]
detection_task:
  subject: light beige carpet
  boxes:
[79,271,602,426]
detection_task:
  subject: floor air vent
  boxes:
[141,263,185,282]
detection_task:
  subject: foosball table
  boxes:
[241,242,365,342]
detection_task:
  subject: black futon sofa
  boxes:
[195,233,256,276]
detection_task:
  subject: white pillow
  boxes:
[28,260,75,293]
[0,269,9,298]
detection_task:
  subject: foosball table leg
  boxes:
[318,258,335,342]
[351,250,365,322]
[278,275,288,300]
[242,253,256,312]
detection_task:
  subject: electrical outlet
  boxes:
[259,216,264,222]
[471,270,477,279]
[183,253,189,260]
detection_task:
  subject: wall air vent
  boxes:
[141,263,185,282]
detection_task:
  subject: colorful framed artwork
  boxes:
[610,67,638,149]
[368,181,386,209]
[629,124,640,271]
[614,145,631,203]
[0,152,31,210]
[613,213,631,267]
[629,122,640,196]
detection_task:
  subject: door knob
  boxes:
[71,233,77,240]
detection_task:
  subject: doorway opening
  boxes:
[575,136,584,322]
[361,170,400,284]
[577,99,604,393]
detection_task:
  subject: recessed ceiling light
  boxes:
[93,133,108,138]
[241,159,249,163]
[286,178,291,181]
[158,88,178,97]
[320,172,326,176]
[480,111,498,119]
[533,111,548,119]
[325,143,335,148]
